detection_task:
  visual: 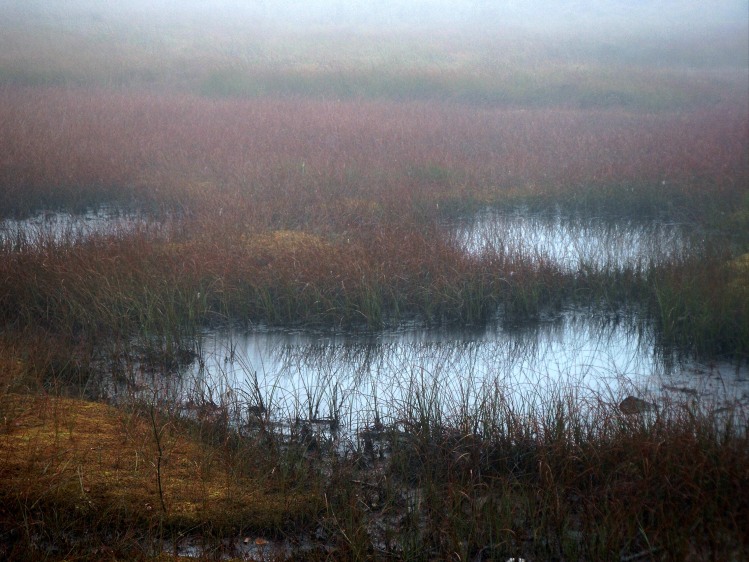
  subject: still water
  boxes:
[17,208,741,431]
[0,207,151,245]
[115,311,748,435]
[446,207,697,272]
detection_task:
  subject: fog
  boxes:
[3,0,748,49]
[5,0,747,30]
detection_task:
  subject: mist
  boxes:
[2,1,749,559]
[6,0,747,29]
[3,0,748,71]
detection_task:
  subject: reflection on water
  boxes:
[0,208,150,245]
[61,205,735,432]
[116,312,748,433]
[446,207,698,271]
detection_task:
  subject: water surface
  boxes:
[0,207,150,245]
[446,207,698,272]
[115,311,748,435]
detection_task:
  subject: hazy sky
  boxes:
[1,0,747,74]
[4,0,748,32]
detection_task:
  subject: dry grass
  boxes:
[0,88,746,219]
[0,13,747,558]
[0,86,745,347]
[0,393,320,558]
[1,386,747,560]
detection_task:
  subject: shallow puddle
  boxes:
[115,311,748,436]
[446,207,698,272]
[0,207,150,245]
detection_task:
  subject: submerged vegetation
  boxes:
[1,2,748,560]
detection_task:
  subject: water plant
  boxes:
[0,4,747,559]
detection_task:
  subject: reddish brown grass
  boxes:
[1,87,746,219]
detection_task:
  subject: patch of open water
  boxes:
[110,311,748,435]
[75,206,742,559]
[0,207,154,245]
[102,308,749,559]
[19,207,740,430]
[445,207,698,272]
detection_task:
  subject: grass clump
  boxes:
[323,392,749,561]
[649,251,749,357]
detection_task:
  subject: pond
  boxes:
[108,310,749,438]
[0,207,153,245]
[445,207,698,272]
[28,206,740,435]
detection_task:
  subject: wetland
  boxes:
[1,2,748,560]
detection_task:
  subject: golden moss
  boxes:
[241,230,335,269]
[728,253,749,274]
[0,394,319,533]
[248,230,329,252]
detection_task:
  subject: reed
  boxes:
[650,250,749,357]
[2,200,748,364]
[1,88,746,219]
[0,10,747,558]
[328,380,749,560]
[2,333,747,560]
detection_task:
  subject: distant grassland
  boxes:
[0,88,747,353]
[0,8,746,348]
[1,5,747,109]
[1,89,746,218]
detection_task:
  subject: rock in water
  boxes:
[619,395,656,415]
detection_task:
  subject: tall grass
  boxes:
[0,12,747,558]
[318,377,749,560]
[1,88,746,218]
[2,368,746,560]
[649,250,749,357]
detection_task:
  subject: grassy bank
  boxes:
[0,386,746,560]
[0,393,322,560]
